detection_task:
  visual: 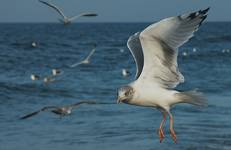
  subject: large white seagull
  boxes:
[117,8,209,143]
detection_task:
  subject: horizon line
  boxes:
[0,21,230,24]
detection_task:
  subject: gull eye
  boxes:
[125,91,130,96]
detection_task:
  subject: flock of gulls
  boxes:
[20,2,211,143]
[30,45,97,84]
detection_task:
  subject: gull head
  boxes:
[117,86,134,104]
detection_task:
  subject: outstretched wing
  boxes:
[70,100,97,108]
[20,110,41,120]
[69,12,98,21]
[69,47,96,68]
[19,106,59,120]
[39,0,66,19]
[127,32,144,79]
[69,61,83,68]
[85,48,96,60]
[129,8,209,88]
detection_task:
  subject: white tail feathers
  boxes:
[175,90,207,107]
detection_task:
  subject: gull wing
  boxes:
[69,48,96,68]
[85,48,96,60]
[69,12,98,21]
[70,100,97,109]
[69,61,83,68]
[133,8,209,88]
[39,0,66,19]
[20,106,59,120]
[127,32,144,79]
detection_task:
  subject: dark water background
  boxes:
[1,22,231,150]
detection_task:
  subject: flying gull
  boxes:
[20,100,96,119]
[70,46,96,68]
[117,8,209,143]
[39,0,98,25]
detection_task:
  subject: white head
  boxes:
[117,86,134,104]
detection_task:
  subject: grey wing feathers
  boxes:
[127,32,144,79]
[39,0,66,18]
[72,101,97,108]
[20,106,58,120]
[69,13,98,21]
[20,110,41,120]
[86,48,96,60]
[138,8,209,88]
[162,7,209,49]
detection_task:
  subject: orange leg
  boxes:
[158,112,167,143]
[169,112,177,143]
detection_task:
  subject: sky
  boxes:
[0,0,230,22]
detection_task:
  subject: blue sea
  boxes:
[1,22,231,150]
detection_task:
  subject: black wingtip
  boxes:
[200,7,210,14]
[199,15,207,27]
[19,111,40,120]
[19,115,29,120]
[188,12,197,19]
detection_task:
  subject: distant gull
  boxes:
[20,100,96,119]
[117,8,209,143]
[70,46,96,68]
[31,74,40,81]
[43,76,55,84]
[182,51,188,56]
[120,48,125,53]
[39,0,98,25]
[193,48,197,52]
[222,49,230,53]
[122,69,130,77]
[31,42,37,48]
[52,68,62,76]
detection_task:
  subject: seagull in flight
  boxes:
[39,0,98,25]
[117,8,209,143]
[20,101,96,119]
[70,46,96,68]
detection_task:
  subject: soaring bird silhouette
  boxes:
[20,101,96,119]
[39,0,98,25]
[70,46,96,68]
